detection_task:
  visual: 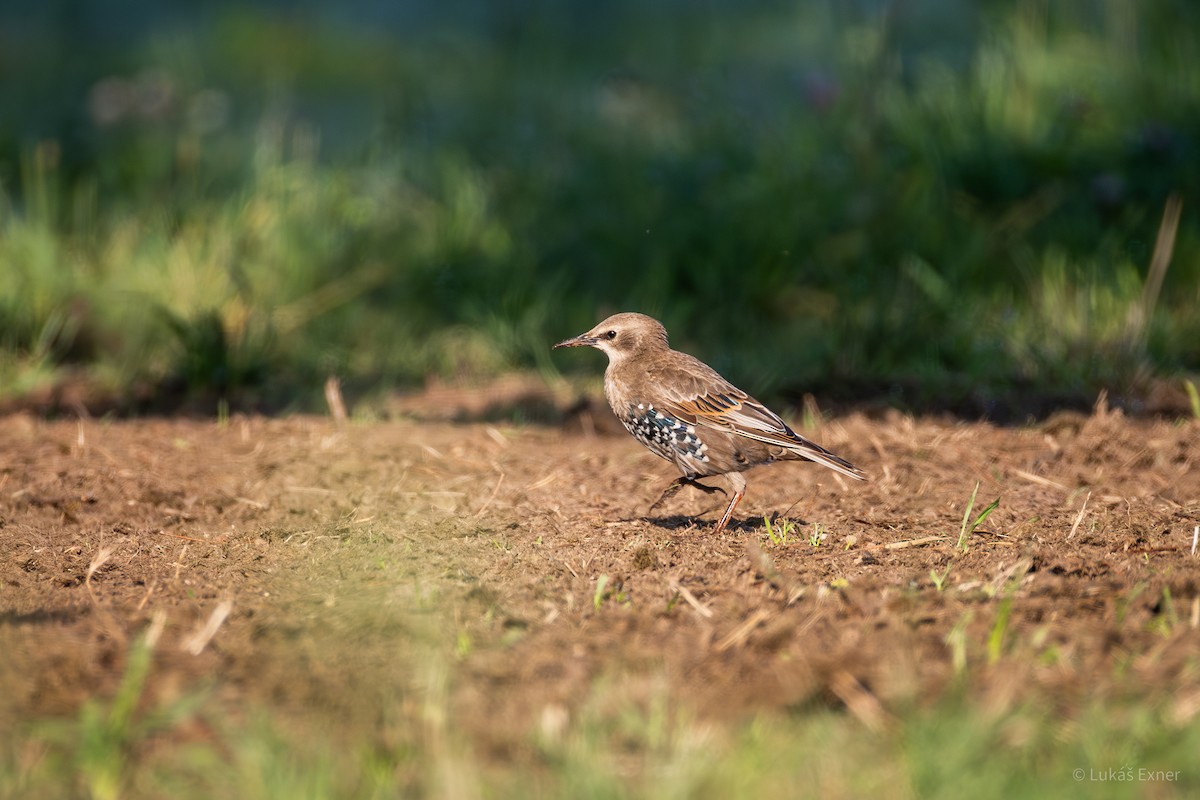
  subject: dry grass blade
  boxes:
[84,544,128,642]
[155,531,220,544]
[668,578,714,619]
[474,472,506,517]
[86,545,116,586]
[862,535,944,551]
[1067,492,1091,540]
[172,544,189,584]
[325,375,348,422]
[715,608,772,652]
[830,671,894,733]
[235,495,268,509]
[135,579,158,612]
[1011,469,1069,492]
[144,608,167,649]
[181,600,234,656]
[527,473,557,491]
[1134,192,1183,343]
[85,544,118,609]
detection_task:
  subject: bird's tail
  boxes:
[792,442,867,481]
[735,429,867,481]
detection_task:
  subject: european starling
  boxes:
[554,312,865,533]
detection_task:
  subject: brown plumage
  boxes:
[554,312,865,533]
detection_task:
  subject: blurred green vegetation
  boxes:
[7,640,1199,798]
[1,0,1198,415]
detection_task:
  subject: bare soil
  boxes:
[2,398,1198,772]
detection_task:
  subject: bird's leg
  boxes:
[711,472,747,535]
[649,475,727,512]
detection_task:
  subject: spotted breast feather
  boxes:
[619,402,711,467]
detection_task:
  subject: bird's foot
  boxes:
[649,476,727,511]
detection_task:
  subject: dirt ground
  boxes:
[2,392,1199,783]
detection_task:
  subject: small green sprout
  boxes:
[763,515,796,545]
[1185,378,1200,419]
[593,575,610,610]
[957,482,1000,552]
[930,565,952,592]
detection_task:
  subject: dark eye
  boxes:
[606,330,617,340]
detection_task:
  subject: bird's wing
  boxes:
[656,364,866,481]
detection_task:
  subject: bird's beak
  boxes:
[553,333,596,349]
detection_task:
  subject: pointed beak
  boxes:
[553,333,596,349]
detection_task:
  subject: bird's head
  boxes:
[553,312,669,364]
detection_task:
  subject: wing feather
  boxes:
[653,357,866,481]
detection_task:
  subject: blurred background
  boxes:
[1,0,1197,418]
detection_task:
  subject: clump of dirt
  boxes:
[631,546,660,570]
[1,400,1197,766]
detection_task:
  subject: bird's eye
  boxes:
[606,330,617,340]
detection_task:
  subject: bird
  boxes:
[554,312,865,534]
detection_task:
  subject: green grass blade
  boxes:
[957,482,980,551]
[1185,379,1200,420]
[971,498,1001,532]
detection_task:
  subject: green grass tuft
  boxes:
[762,515,797,546]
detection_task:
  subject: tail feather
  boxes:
[732,429,867,481]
